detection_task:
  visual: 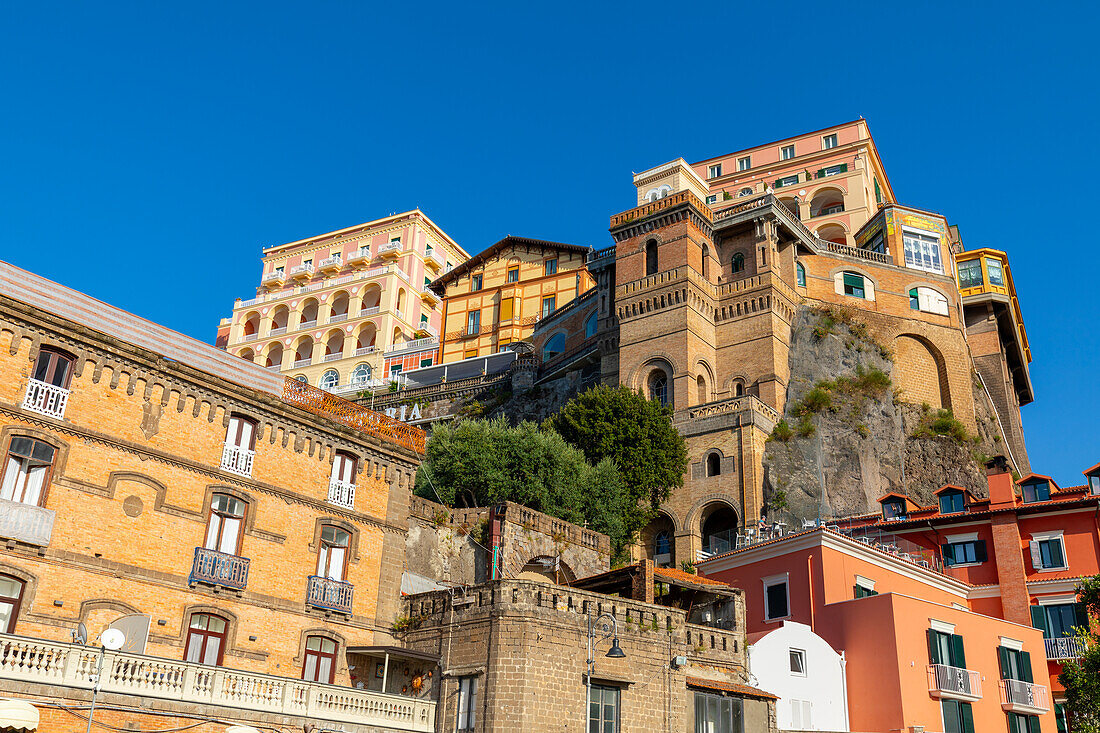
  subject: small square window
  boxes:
[544,259,558,276]
[737,156,751,171]
[705,195,717,205]
[842,272,866,299]
[708,164,722,178]
[1021,480,1050,503]
[781,145,795,160]
[1035,537,1066,570]
[789,649,806,675]
[763,576,789,621]
[823,133,838,150]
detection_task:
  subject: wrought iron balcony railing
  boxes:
[999,678,1050,714]
[928,664,982,701]
[23,379,70,420]
[189,547,250,590]
[307,575,354,613]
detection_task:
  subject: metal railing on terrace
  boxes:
[189,547,250,590]
[928,664,982,700]
[999,679,1050,714]
[0,632,434,731]
[307,575,354,614]
[1045,636,1087,660]
[23,379,70,420]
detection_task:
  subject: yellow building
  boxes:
[0,261,435,732]
[220,209,468,393]
[432,236,595,363]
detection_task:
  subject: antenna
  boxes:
[100,628,126,651]
[72,622,88,645]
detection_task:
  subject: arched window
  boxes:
[300,299,319,327]
[329,451,358,509]
[648,371,668,406]
[302,636,338,684]
[0,574,26,633]
[32,348,75,389]
[731,253,745,274]
[696,375,707,405]
[295,374,308,384]
[241,312,260,337]
[2,436,57,507]
[222,415,257,476]
[544,333,566,359]
[271,305,289,332]
[738,187,753,197]
[909,287,949,316]
[185,613,229,666]
[265,343,283,369]
[841,272,867,299]
[584,312,598,339]
[701,244,710,280]
[320,369,339,390]
[796,262,806,287]
[706,452,721,477]
[205,493,247,556]
[317,525,351,581]
[733,380,745,397]
[654,531,671,559]
[645,240,658,276]
[350,363,372,386]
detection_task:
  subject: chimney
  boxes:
[985,456,1016,509]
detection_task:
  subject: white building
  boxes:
[748,621,848,732]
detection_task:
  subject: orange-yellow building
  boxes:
[0,261,435,732]
[431,236,594,363]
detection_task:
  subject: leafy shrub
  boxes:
[796,415,816,438]
[768,420,794,443]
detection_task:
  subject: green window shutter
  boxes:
[941,543,953,565]
[1028,714,1041,733]
[960,702,975,733]
[874,178,882,203]
[1074,602,1090,631]
[1019,650,1033,682]
[998,646,1011,678]
[839,163,848,173]
[950,634,966,668]
[773,179,783,189]
[816,168,825,179]
[975,541,988,562]
[927,629,941,664]
[1031,606,1050,636]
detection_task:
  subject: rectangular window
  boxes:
[1008,713,1041,733]
[928,629,967,668]
[774,175,799,188]
[910,287,950,316]
[1032,536,1066,570]
[737,156,751,171]
[706,195,717,205]
[781,144,795,160]
[764,576,789,620]
[467,310,481,334]
[544,258,558,276]
[943,540,987,566]
[1037,603,1088,640]
[842,273,866,299]
[866,230,886,254]
[821,163,847,177]
[420,357,433,368]
[500,297,514,321]
[302,636,337,684]
[471,274,483,292]
[708,164,722,178]
[939,491,966,513]
[590,684,620,733]
[0,575,25,634]
[903,230,944,274]
[1021,481,1050,503]
[464,348,479,359]
[789,648,806,675]
[694,691,743,733]
[542,296,556,317]
[822,133,838,149]
[941,700,976,733]
[986,258,1005,286]
[999,646,1033,682]
[854,584,878,598]
[456,676,478,731]
[957,259,983,289]
[205,494,246,555]
[1,437,55,506]
[507,267,519,283]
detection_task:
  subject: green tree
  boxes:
[545,384,688,539]
[414,417,629,552]
[1060,575,1100,731]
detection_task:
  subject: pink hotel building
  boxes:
[218,210,468,394]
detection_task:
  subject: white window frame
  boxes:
[822,133,838,150]
[855,575,876,593]
[902,226,945,275]
[780,144,795,160]
[789,648,807,676]
[1030,531,1068,572]
[737,156,751,171]
[705,194,717,205]
[822,164,845,177]
[910,286,950,316]
[943,531,984,568]
[762,572,790,622]
[708,164,722,178]
[456,675,478,731]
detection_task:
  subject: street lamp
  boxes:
[586,608,626,730]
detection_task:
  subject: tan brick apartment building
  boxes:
[0,261,436,732]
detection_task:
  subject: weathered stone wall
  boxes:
[400,579,774,733]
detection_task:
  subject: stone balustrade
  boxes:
[0,633,434,731]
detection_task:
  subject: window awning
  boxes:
[0,699,39,732]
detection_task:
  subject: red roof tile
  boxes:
[686,676,778,700]
[654,566,731,588]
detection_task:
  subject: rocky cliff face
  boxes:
[762,306,1004,524]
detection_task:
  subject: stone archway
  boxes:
[893,334,951,410]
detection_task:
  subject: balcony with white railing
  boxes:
[1045,636,1088,660]
[355,346,378,356]
[241,332,258,342]
[999,678,1050,714]
[23,379,70,420]
[415,323,439,339]
[378,241,402,257]
[359,306,381,317]
[262,271,286,286]
[220,444,255,477]
[928,664,982,701]
[328,312,348,324]
[318,255,343,274]
[299,318,318,330]
[386,337,438,355]
[293,358,311,368]
[328,479,356,509]
[421,289,441,306]
[323,353,343,363]
[269,326,287,336]
[307,575,354,614]
[347,249,372,268]
[290,263,315,281]
[189,546,250,590]
[0,632,435,732]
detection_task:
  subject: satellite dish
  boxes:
[73,622,88,645]
[100,628,126,651]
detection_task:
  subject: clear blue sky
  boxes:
[1,2,1095,485]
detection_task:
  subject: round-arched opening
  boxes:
[237,348,255,363]
[701,244,710,280]
[696,374,707,405]
[242,311,260,337]
[265,343,283,369]
[294,337,313,365]
[706,452,721,477]
[544,333,565,360]
[700,503,739,557]
[738,187,753,197]
[271,305,289,331]
[300,299,319,327]
[810,189,845,218]
[319,369,339,391]
[392,328,403,347]
[648,369,669,406]
[330,292,349,320]
[816,224,847,245]
[642,513,676,568]
[361,285,382,312]
[733,379,745,397]
[324,330,344,357]
[396,289,406,313]
[645,239,658,276]
[350,363,373,386]
[731,252,745,274]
